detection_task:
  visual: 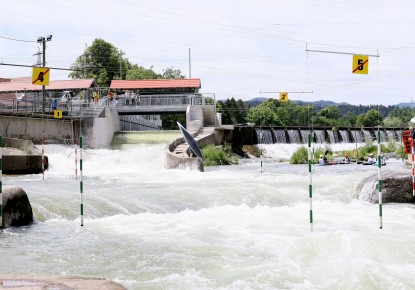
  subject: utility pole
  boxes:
[37,35,52,114]
[119,50,125,79]
[189,48,191,78]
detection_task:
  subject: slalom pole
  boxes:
[42,132,45,180]
[308,132,313,232]
[260,127,263,173]
[377,129,382,229]
[412,138,414,196]
[75,139,78,180]
[0,135,2,228]
[80,136,83,226]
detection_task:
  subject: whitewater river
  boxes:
[1,133,414,289]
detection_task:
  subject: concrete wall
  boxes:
[164,127,230,171]
[0,110,120,149]
[91,108,120,148]
[0,115,73,144]
[164,137,204,171]
[3,155,48,174]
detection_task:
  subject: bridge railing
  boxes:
[0,92,205,116]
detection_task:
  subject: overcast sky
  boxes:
[1,0,415,105]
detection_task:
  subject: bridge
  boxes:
[0,78,220,148]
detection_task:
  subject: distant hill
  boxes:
[396,102,415,108]
[245,97,267,107]
[244,98,349,107]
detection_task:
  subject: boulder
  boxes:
[2,186,33,227]
[363,173,415,204]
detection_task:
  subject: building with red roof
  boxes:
[110,78,201,94]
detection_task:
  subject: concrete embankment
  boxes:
[2,137,48,174]
[164,126,233,171]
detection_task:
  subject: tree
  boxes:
[125,64,160,80]
[162,67,185,79]
[69,38,121,87]
[218,98,248,124]
[356,109,383,127]
[246,99,279,126]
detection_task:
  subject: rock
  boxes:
[2,186,33,227]
[362,173,415,204]
[0,274,127,289]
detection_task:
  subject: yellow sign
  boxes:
[32,67,50,85]
[279,92,288,102]
[54,110,63,119]
[352,55,368,74]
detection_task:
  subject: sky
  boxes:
[1,0,415,106]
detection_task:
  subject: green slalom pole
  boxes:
[80,136,84,226]
[377,129,382,229]
[0,135,2,229]
[308,132,313,232]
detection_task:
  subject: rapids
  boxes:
[0,133,414,289]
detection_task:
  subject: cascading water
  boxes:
[256,128,273,144]
[326,130,337,143]
[287,129,301,144]
[1,132,413,289]
[339,129,350,143]
[314,129,325,143]
[272,129,287,143]
[385,130,396,141]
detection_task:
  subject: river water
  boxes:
[1,133,414,289]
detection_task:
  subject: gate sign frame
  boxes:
[352,55,369,74]
[402,130,412,154]
[32,67,50,86]
[279,92,288,102]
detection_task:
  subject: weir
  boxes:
[233,126,404,145]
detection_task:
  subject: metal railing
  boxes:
[0,91,205,117]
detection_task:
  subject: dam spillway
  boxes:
[233,126,404,145]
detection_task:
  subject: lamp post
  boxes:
[37,35,52,114]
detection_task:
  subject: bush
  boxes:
[290,146,308,164]
[202,144,238,166]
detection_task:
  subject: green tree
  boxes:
[125,64,160,80]
[356,109,383,127]
[162,67,185,79]
[69,38,121,87]
[218,98,248,124]
[246,98,278,125]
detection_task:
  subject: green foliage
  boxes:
[69,38,185,87]
[69,38,121,87]
[217,98,248,125]
[356,109,383,128]
[125,64,160,80]
[162,67,185,79]
[161,114,186,130]
[396,145,405,159]
[290,146,308,164]
[202,144,238,166]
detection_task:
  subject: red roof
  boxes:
[110,78,201,90]
[0,78,96,92]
